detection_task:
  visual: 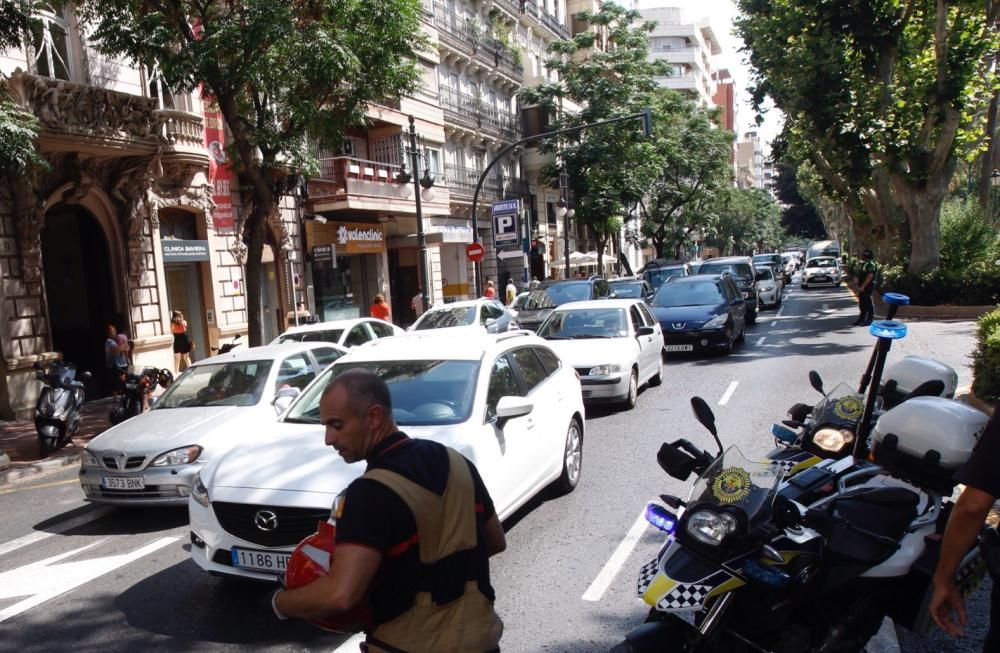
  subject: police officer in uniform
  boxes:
[273,369,506,652]
[931,412,1000,650]
[852,249,877,326]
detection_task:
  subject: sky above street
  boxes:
[635,0,784,150]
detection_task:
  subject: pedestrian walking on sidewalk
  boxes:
[852,250,877,326]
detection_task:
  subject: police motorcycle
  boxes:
[109,365,173,425]
[33,360,90,457]
[766,293,957,473]
[613,312,990,653]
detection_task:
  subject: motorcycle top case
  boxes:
[881,355,958,399]
[871,397,989,492]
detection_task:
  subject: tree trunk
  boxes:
[891,177,948,274]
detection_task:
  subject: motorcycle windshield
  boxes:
[812,383,871,428]
[688,447,783,519]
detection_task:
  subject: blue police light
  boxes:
[771,423,798,444]
[644,503,677,534]
[742,559,791,587]
[881,292,910,306]
[869,320,907,340]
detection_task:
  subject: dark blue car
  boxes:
[648,274,747,355]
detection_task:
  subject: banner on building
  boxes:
[162,239,210,262]
[203,96,234,231]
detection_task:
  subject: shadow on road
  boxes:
[32,504,189,536]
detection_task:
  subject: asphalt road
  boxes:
[0,277,989,652]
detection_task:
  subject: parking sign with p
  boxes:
[492,199,520,248]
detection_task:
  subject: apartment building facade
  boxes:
[641,6,722,108]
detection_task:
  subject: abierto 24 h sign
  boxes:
[492,199,520,248]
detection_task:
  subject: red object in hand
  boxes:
[285,520,371,633]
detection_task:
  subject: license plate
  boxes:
[665,345,694,352]
[231,547,291,574]
[102,476,145,490]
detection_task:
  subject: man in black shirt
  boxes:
[931,412,1000,650]
[273,369,506,652]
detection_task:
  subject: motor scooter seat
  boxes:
[806,486,919,565]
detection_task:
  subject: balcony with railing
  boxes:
[440,88,520,141]
[444,163,529,203]
[492,0,521,19]
[309,156,404,202]
[540,11,570,40]
[156,109,209,166]
[432,4,523,81]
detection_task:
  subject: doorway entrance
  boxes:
[41,204,117,396]
[165,266,206,365]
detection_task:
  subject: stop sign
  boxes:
[466,242,485,262]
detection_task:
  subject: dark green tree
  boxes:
[519,2,664,274]
[640,90,733,259]
[0,0,45,178]
[774,162,825,239]
[80,0,425,344]
[737,0,999,272]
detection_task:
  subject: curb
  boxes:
[0,452,80,485]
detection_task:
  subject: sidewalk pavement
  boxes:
[0,397,115,484]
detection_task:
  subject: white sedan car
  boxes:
[79,343,347,506]
[408,298,515,333]
[537,299,664,409]
[271,317,403,349]
[801,256,843,288]
[189,330,585,581]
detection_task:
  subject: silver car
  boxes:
[78,343,346,506]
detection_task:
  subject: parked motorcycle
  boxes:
[612,394,989,652]
[109,366,174,425]
[211,334,242,355]
[33,360,90,458]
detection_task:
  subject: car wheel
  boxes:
[552,418,583,495]
[776,294,783,308]
[735,321,746,343]
[747,308,757,325]
[720,330,733,355]
[622,369,638,409]
[649,356,663,387]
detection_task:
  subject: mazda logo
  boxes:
[254,510,279,532]
[671,322,686,330]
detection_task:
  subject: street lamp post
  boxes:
[399,115,436,313]
[556,169,575,279]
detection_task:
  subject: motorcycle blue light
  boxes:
[771,423,798,444]
[868,320,907,340]
[742,559,791,587]
[881,292,910,306]
[644,503,677,534]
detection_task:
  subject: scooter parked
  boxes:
[211,334,242,355]
[33,360,90,458]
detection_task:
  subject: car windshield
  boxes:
[757,267,774,281]
[413,306,476,329]
[697,262,752,281]
[542,283,592,305]
[807,258,837,269]
[155,361,273,408]
[644,267,685,288]
[511,293,529,310]
[652,281,724,307]
[521,289,555,310]
[539,308,627,339]
[277,329,344,344]
[283,360,480,426]
[610,282,645,298]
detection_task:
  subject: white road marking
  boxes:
[718,381,739,406]
[0,536,179,623]
[822,303,830,312]
[582,510,649,602]
[330,634,366,652]
[776,306,784,318]
[770,321,777,327]
[0,507,114,558]
[756,337,766,346]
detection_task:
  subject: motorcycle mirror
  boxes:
[81,371,92,380]
[787,403,812,423]
[808,370,824,395]
[690,396,724,455]
[905,379,945,401]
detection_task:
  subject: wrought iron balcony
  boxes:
[444,164,528,202]
[432,3,523,81]
[310,156,404,200]
[540,11,570,39]
[440,88,520,140]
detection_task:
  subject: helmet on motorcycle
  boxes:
[284,520,370,633]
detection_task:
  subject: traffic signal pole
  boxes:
[469,109,652,296]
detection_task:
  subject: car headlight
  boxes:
[191,473,210,507]
[759,284,774,291]
[82,449,100,466]
[588,364,622,376]
[812,427,855,452]
[686,509,739,546]
[702,313,728,329]
[151,445,202,467]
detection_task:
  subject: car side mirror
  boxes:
[637,326,654,336]
[495,395,533,430]
[273,386,301,414]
